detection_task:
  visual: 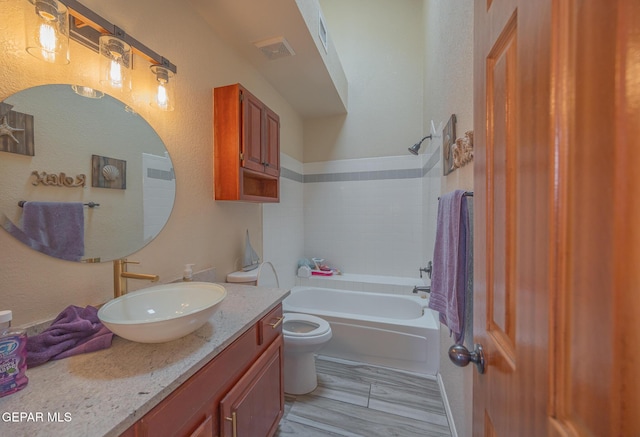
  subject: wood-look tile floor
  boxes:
[275,356,452,437]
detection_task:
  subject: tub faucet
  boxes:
[113,259,159,298]
[412,285,431,294]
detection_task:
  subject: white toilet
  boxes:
[226,262,333,395]
[281,312,332,394]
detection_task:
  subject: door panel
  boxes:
[474,0,551,436]
[548,1,640,436]
[263,108,280,177]
[220,337,284,437]
[486,13,518,364]
[242,91,265,173]
[475,0,639,436]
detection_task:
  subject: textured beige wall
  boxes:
[308,0,425,162]
[0,0,303,325]
[422,1,475,436]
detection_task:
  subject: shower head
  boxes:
[408,135,432,155]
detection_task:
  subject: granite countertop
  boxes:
[0,283,289,437]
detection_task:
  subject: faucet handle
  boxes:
[419,261,433,279]
[121,259,140,265]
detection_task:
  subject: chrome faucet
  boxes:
[113,259,159,298]
[412,285,431,294]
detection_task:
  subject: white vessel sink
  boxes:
[98,282,227,343]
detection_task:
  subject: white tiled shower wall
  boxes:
[263,154,305,291]
[263,150,442,286]
[304,156,423,278]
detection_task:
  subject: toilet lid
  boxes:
[226,269,258,283]
[283,313,331,337]
[226,262,280,287]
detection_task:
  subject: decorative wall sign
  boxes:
[452,131,474,169]
[0,102,34,156]
[31,171,86,187]
[92,155,126,189]
[442,114,457,175]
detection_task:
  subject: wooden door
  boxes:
[473,0,639,436]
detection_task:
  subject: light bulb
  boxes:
[156,83,168,109]
[109,60,123,87]
[38,22,57,62]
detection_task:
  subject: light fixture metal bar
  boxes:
[61,0,177,73]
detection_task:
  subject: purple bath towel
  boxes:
[428,190,471,344]
[21,201,85,261]
[26,305,113,368]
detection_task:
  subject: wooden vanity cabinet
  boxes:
[214,83,280,202]
[220,338,283,437]
[122,304,284,437]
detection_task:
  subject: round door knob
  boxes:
[448,343,486,374]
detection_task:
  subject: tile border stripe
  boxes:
[280,147,441,183]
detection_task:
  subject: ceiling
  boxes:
[188,0,348,119]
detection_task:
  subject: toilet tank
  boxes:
[226,262,279,288]
[226,269,258,285]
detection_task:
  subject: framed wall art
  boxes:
[442,114,457,175]
[92,154,126,189]
[0,102,34,156]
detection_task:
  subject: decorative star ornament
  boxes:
[0,115,24,144]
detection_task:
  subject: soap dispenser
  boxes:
[183,264,195,282]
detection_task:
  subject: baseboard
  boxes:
[437,372,458,437]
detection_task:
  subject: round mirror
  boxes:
[0,85,175,262]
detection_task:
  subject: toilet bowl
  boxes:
[226,263,333,395]
[282,312,332,395]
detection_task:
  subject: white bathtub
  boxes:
[283,286,440,375]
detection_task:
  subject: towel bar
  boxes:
[18,201,100,208]
[437,191,473,200]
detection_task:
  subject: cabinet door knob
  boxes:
[269,316,284,329]
[224,412,237,437]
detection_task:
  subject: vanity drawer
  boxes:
[258,305,283,347]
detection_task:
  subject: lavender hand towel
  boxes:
[21,201,85,261]
[1,215,48,252]
[26,305,113,368]
[428,190,469,344]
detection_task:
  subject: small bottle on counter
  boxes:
[0,310,28,397]
[183,264,195,282]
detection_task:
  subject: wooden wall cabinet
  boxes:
[214,83,280,202]
[121,305,284,437]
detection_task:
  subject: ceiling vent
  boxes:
[253,36,295,60]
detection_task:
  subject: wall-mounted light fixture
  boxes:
[408,135,432,155]
[24,0,177,110]
[24,0,70,64]
[150,65,175,111]
[99,33,131,94]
